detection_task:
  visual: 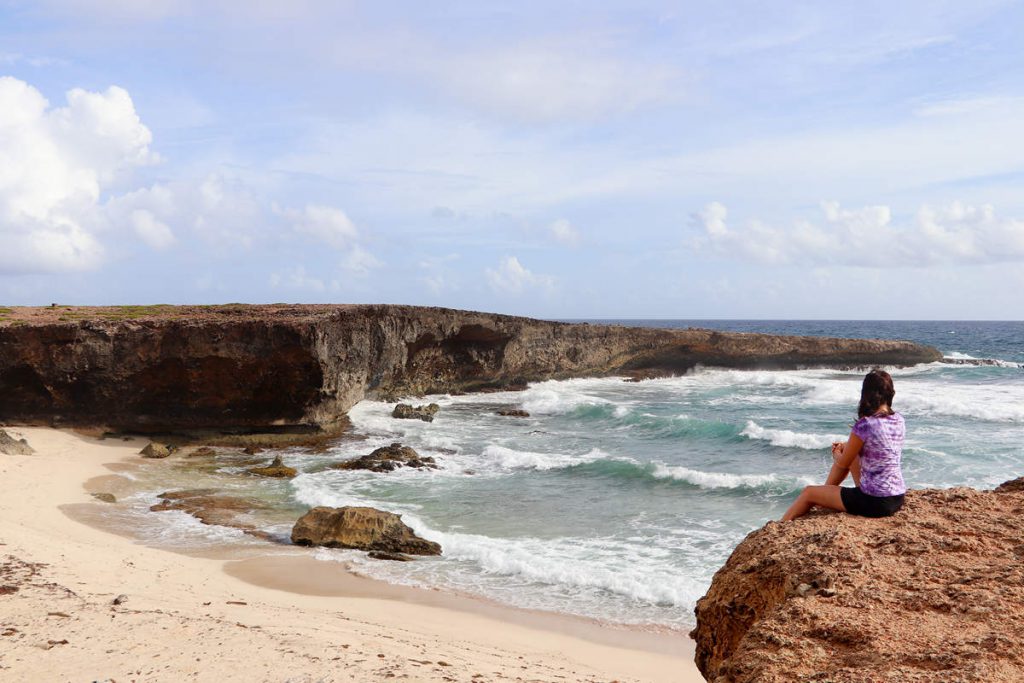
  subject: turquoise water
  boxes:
[135,321,1024,630]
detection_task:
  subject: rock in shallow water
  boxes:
[139,442,173,458]
[392,403,440,422]
[149,489,273,541]
[331,443,437,472]
[247,455,297,478]
[291,506,441,556]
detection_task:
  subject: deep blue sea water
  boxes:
[126,320,1024,630]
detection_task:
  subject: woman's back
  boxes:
[852,412,906,496]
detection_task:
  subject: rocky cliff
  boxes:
[692,480,1024,682]
[0,304,941,431]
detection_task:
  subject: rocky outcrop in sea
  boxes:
[0,304,941,433]
[392,403,440,422]
[692,480,1024,682]
[291,506,442,556]
[331,443,438,472]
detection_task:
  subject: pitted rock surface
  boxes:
[392,403,440,422]
[332,443,437,472]
[692,481,1024,682]
[291,506,441,556]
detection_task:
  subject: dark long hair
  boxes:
[858,369,895,419]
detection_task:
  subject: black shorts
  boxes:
[840,487,905,518]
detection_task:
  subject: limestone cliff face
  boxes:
[692,481,1024,682]
[0,304,941,431]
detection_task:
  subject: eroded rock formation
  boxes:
[291,506,441,556]
[0,429,33,455]
[247,455,297,478]
[149,489,273,540]
[392,402,440,422]
[692,480,1024,682]
[331,443,437,472]
[139,442,173,459]
[0,304,942,432]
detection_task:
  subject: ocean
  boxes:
[116,320,1024,631]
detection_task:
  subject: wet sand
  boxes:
[0,427,703,682]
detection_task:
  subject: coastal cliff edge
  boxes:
[0,304,941,431]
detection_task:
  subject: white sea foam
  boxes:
[519,379,614,415]
[939,352,1021,368]
[384,513,706,611]
[898,388,1024,422]
[477,444,609,472]
[650,464,813,490]
[291,471,387,510]
[740,421,839,450]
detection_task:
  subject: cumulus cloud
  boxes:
[548,218,581,246]
[0,77,157,272]
[286,204,358,249]
[486,256,554,294]
[694,200,1024,267]
[106,174,261,251]
[130,209,175,249]
[340,245,382,277]
[277,204,380,277]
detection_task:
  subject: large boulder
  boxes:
[247,454,297,478]
[392,403,440,422]
[291,506,441,556]
[0,429,33,455]
[692,481,1024,682]
[331,443,437,472]
[139,442,173,458]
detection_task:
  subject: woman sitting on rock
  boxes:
[782,369,906,522]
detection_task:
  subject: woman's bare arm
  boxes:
[825,433,863,486]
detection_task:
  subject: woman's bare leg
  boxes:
[781,485,845,522]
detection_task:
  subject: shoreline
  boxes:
[0,426,703,682]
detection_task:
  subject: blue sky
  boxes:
[1,1,1023,318]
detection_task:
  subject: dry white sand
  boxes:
[0,427,704,682]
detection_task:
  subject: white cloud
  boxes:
[130,209,175,249]
[548,218,580,246]
[0,76,155,273]
[696,200,1024,267]
[418,253,460,295]
[339,245,381,277]
[286,204,358,249]
[427,40,685,123]
[269,265,326,292]
[698,202,728,237]
[486,256,554,294]
[107,174,263,252]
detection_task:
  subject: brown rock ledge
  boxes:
[692,479,1024,682]
[0,304,942,432]
[291,506,441,556]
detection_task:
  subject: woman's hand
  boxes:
[831,442,845,463]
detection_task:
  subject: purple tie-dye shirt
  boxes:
[852,412,907,497]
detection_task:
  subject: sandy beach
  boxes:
[0,427,703,682]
